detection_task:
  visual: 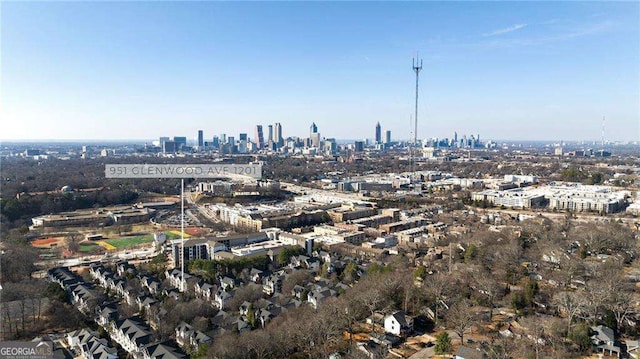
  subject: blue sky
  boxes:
[2,1,638,142]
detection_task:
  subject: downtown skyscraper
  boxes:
[274,123,283,147]
[255,125,264,148]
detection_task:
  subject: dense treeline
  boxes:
[189,256,271,282]
[1,189,138,223]
[0,157,193,230]
[262,155,619,188]
[187,247,306,283]
[262,155,411,183]
[0,153,625,231]
[199,218,639,358]
[1,157,196,198]
[0,232,88,339]
[142,206,637,358]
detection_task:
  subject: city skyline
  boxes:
[2,2,638,142]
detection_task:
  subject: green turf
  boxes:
[79,244,100,252]
[164,231,182,240]
[106,234,154,248]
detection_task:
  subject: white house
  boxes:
[67,328,117,359]
[384,311,412,336]
[110,317,152,355]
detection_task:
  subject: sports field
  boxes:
[31,237,64,248]
[185,227,206,236]
[165,231,192,240]
[104,234,154,248]
[35,229,195,253]
[80,243,103,253]
[97,241,117,250]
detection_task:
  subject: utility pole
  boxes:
[449,242,452,274]
[412,55,423,175]
[181,179,185,292]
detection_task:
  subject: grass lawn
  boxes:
[166,231,191,239]
[79,243,101,253]
[106,234,154,248]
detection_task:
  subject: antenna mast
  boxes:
[412,54,423,174]
[409,114,413,172]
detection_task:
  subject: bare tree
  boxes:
[207,333,245,359]
[66,231,82,253]
[340,296,367,349]
[312,299,350,357]
[226,283,263,312]
[582,282,608,325]
[595,263,637,333]
[519,315,547,359]
[423,272,450,326]
[471,269,504,321]
[356,286,386,324]
[582,260,627,325]
[245,330,276,359]
[377,272,404,311]
[609,289,636,333]
[552,291,586,335]
[554,254,585,288]
[281,269,312,295]
[1,242,38,282]
[446,298,476,345]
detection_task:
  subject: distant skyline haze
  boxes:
[1,1,638,142]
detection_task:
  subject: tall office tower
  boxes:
[454,131,458,144]
[163,141,177,153]
[173,136,187,150]
[375,122,382,144]
[212,136,219,148]
[239,133,248,141]
[227,136,235,145]
[220,133,227,144]
[159,137,170,148]
[267,125,273,144]
[255,125,264,148]
[197,130,204,147]
[238,139,247,153]
[274,122,283,147]
[323,139,337,154]
[310,122,320,147]
[385,130,391,144]
[354,140,365,152]
[311,132,321,148]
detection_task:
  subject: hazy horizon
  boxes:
[1,137,634,146]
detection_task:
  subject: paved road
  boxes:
[185,191,222,224]
[36,246,159,269]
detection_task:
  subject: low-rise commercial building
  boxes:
[32,206,154,228]
[379,217,428,234]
